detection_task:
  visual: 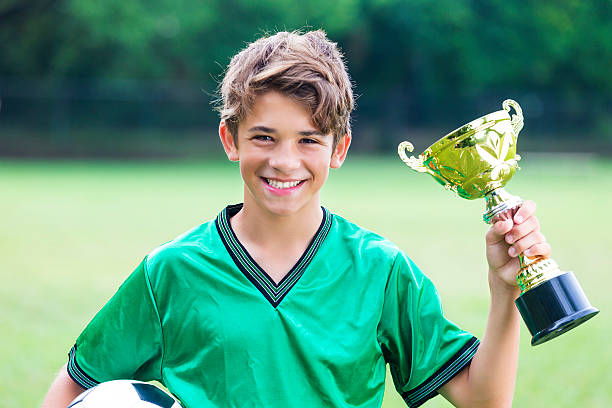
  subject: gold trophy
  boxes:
[398,99,598,345]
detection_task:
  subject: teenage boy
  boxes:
[43,30,550,408]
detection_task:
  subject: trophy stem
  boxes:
[482,188,523,224]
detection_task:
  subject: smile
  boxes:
[264,178,304,189]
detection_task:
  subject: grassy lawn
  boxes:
[1,154,609,407]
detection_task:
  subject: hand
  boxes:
[485,200,551,292]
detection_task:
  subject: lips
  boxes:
[264,178,304,189]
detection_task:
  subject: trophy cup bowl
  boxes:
[398,99,598,346]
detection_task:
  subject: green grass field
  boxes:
[1,155,610,407]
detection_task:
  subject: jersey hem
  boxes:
[67,344,100,389]
[402,336,480,407]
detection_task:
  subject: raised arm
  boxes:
[440,200,549,407]
[41,364,85,408]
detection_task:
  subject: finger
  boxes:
[524,242,552,258]
[513,200,536,224]
[486,218,514,245]
[505,215,540,245]
[508,231,547,257]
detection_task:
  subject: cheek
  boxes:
[313,159,331,181]
[238,156,259,181]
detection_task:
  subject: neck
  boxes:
[231,197,323,249]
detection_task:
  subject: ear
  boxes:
[219,121,239,162]
[330,131,351,169]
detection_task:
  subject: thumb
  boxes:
[486,218,513,245]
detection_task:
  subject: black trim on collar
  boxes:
[215,204,332,308]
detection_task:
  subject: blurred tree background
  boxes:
[1,0,610,157]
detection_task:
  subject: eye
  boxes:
[252,135,273,142]
[300,137,318,144]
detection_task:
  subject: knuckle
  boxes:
[524,200,536,211]
[527,242,550,257]
[494,221,510,235]
[526,219,539,235]
[512,222,531,237]
[513,241,526,253]
[527,215,539,228]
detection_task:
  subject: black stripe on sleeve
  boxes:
[402,336,480,407]
[67,344,100,389]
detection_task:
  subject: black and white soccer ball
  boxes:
[67,380,182,408]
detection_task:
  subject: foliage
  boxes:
[0,0,610,150]
[3,1,609,87]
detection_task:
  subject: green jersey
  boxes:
[68,204,478,407]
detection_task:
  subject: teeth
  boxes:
[266,179,301,189]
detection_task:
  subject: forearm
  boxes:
[466,273,521,407]
[441,273,521,408]
[442,201,546,407]
[41,364,85,408]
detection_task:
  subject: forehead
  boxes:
[241,91,318,132]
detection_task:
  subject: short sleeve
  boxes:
[377,251,479,408]
[67,257,164,388]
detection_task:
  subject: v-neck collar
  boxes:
[215,203,333,308]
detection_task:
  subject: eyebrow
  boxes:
[247,126,276,134]
[247,126,324,137]
[297,130,325,137]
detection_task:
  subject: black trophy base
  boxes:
[515,271,599,346]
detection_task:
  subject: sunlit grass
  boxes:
[1,155,609,407]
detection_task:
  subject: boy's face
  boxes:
[219,91,350,217]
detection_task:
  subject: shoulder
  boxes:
[329,212,426,282]
[144,218,220,275]
[329,212,404,266]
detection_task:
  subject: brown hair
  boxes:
[217,30,354,146]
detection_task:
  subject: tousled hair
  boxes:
[217,30,354,145]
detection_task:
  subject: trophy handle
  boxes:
[398,141,428,172]
[502,99,524,136]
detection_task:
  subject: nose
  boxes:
[268,141,301,174]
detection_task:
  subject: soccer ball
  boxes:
[67,380,182,408]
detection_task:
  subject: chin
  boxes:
[263,204,302,217]
[257,197,313,217]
